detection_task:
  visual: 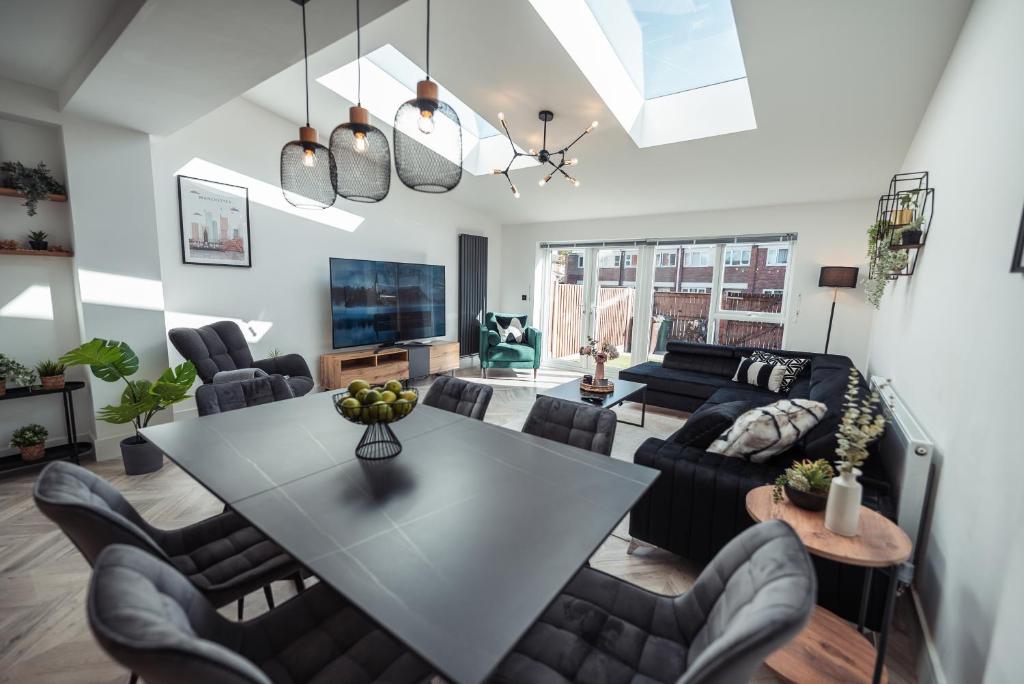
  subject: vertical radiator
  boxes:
[870,376,934,560]
[458,234,488,357]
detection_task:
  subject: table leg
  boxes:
[872,565,900,684]
[640,388,646,428]
[857,567,873,634]
[63,391,80,465]
[613,389,648,428]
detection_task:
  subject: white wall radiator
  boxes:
[870,375,934,561]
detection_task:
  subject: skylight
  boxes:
[588,0,747,99]
[317,45,529,176]
[531,0,755,148]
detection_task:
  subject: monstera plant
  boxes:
[60,339,196,474]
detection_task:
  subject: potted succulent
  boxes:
[60,339,196,475]
[890,190,920,226]
[773,459,835,511]
[900,215,925,247]
[10,423,48,462]
[27,230,48,250]
[1,161,67,216]
[824,369,887,536]
[579,335,620,381]
[0,353,38,396]
[36,360,67,390]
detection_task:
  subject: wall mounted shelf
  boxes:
[0,248,73,258]
[869,172,934,280]
[0,187,68,203]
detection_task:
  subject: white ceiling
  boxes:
[246,0,972,225]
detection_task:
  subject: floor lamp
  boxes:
[819,266,859,353]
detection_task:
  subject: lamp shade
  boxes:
[281,127,338,210]
[394,80,462,193]
[331,107,391,203]
[818,266,859,288]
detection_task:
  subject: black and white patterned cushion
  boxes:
[750,351,810,392]
[496,317,525,344]
[707,399,827,463]
[732,357,787,393]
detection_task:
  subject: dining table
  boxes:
[141,390,659,684]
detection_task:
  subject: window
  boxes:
[656,251,677,267]
[624,253,638,267]
[762,288,784,295]
[678,287,710,294]
[765,246,789,266]
[683,248,711,267]
[576,255,584,269]
[723,246,751,266]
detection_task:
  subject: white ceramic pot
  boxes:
[825,467,862,537]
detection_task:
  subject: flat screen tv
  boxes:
[330,257,445,348]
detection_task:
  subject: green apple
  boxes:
[347,379,370,396]
[384,380,404,394]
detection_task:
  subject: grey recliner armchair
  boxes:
[169,320,314,396]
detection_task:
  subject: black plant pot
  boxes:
[784,483,828,511]
[28,240,48,251]
[120,435,164,475]
[901,230,922,246]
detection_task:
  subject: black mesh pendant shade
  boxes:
[394,90,462,193]
[331,121,391,203]
[280,136,338,209]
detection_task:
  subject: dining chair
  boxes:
[521,396,618,456]
[492,520,816,683]
[34,461,300,619]
[422,375,494,420]
[195,374,295,417]
[87,544,434,684]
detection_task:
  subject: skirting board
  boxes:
[912,588,946,684]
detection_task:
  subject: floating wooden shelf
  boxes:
[0,187,68,202]
[0,248,73,258]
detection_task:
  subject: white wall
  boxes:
[866,0,1024,681]
[0,116,93,455]
[150,98,502,412]
[501,199,876,369]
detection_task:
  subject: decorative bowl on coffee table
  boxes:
[333,387,418,460]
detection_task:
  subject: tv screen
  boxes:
[330,258,445,348]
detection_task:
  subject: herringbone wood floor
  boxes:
[0,369,920,683]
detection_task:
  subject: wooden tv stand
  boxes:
[320,341,459,390]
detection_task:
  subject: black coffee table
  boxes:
[540,377,648,427]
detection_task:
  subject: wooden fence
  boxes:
[547,283,636,358]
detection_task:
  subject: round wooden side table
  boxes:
[746,485,912,684]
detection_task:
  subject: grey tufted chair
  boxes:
[493,520,816,683]
[521,396,618,456]
[196,374,295,417]
[168,321,314,396]
[423,375,494,420]
[34,461,299,618]
[87,544,434,684]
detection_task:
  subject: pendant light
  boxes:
[393,0,462,193]
[280,0,337,209]
[330,0,390,203]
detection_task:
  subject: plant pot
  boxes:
[784,483,828,511]
[28,240,48,251]
[890,209,913,226]
[825,468,863,536]
[40,374,65,390]
[19,443,46,462]
[901,229,923,246]
[120,435,164,475]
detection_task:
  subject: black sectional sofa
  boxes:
[620,341,894,628]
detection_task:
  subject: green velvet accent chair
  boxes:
[479,312,543,378]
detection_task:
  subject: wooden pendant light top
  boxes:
[349,106,370,126]
[416,79,438,103]
[299,126,318,143]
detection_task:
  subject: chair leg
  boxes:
[626,538,641,555]
[237,597,244,620]
[293,572,306,592]
[533,368,538,379]
[263,584,275,609]
[129,673,138,684]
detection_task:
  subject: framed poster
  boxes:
[177,175,251,267]
[1013,204,1024,274]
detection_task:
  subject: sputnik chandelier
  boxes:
[492,110,598,198]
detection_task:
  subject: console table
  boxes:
[0,381,93,479]
[319,341,459,390]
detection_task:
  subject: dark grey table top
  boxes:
[142,392,658,684]
[540,377,647,408]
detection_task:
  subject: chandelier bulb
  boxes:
[539,175,551,187]
[528,148,536,156]
[498,112,505,121]
[492,168,503,175]
[567,158,578,166]
[573,178,581,187]
[302,148,316,167]
[418,109,435,134]
[510,185,519,198]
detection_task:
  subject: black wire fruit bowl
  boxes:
[333,383,418,460]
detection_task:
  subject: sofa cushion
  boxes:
[662,341,739,378]
[705,386,780,407]
[619,362,736,399]
[750,350,810,393]
[708,399,828,463]
[487,342,535,363]
[731,357,787,393]
[671,401,753,449]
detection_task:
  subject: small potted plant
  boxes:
[824,369,887,536]
[0,353,37,396]
[61,339,196,475]
[899,215,925,246]
[10,423,48,462]
[36,360,67,390]
[27,230,48,250]
[773,459,835,511]
[579,336,620,381]
[890,190,919,226]
[1,161,67,216]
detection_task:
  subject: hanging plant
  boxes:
[0,161,66,216]
[865,220,909,308]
